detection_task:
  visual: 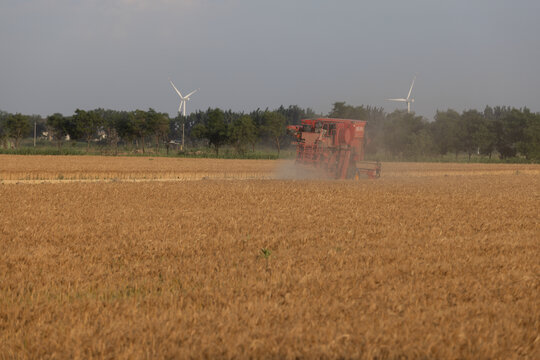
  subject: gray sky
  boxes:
[1,0,539,120]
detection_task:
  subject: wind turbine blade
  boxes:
[386,98,407,102]
[178,100,183,113]
[407,76,416,100]
[169,80,184,99]
[185,88,199,99]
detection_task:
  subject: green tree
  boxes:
[262,111,286,156]
[5,113,31,149]
[328,102,367,119]
[182,110,211,147]
[72,109,103,151]
[229,115,257,154]
[206,109,229,155]
[46,113,72,149]
[144,108,160,149]
[154,112,171,152]
[494,109,527,159]
[459,110,491,160]
[408,128,435,158]
[132,109,153,154]
[517,112,540,160]
[276,105,318,125]
[383,110,426,158]
[191,109,229,155]
[190,123,207,146]
[432,109,461,157]
[0,110,9,148]
[364,106,386,155]
[101,110,127,155]
[115,111,137,148]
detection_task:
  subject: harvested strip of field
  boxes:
[0,171,538,358]
[0,172,273,184]
[381,162,540,177]
[1,155,539,182]
[0,155,277,181]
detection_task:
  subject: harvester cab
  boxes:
[287,118,381,180]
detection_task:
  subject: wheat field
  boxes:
[0,155,539,359]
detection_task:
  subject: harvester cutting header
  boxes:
[287,118,381,179]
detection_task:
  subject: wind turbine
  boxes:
[169,79,199,150]
[169,80,198,117]
[386,76,416,113]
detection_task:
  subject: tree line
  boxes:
[0,103,538,160]
[0,106,317,156]
[328,102,539,161]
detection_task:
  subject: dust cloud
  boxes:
[273,160,332,180]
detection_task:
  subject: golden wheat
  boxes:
[0,155,538,359]
[0,155,277,181]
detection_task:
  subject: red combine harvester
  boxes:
[287,118,381,179]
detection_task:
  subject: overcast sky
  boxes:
[1,0,539,119]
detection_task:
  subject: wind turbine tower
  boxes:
[386,76,416,114]
[169,80,198,150]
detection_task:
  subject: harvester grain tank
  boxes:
[287,118,381,179]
